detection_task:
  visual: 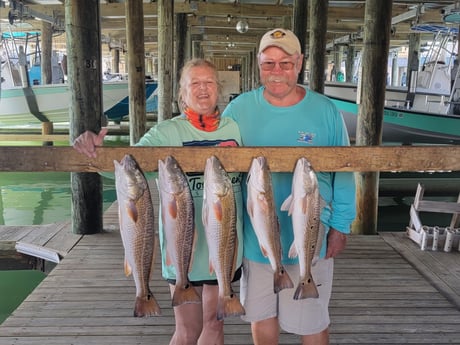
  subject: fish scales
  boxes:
[281,157,323,300]
[246,156,294,293]
[157,156,201,307]
[202,155,245,320]
[114,154,161,317]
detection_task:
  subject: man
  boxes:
[222,28,356,345]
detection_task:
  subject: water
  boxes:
[1,171,456,229]
[0,172,117,226]
[0,134,126,226]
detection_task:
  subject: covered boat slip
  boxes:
[0,202,460,344]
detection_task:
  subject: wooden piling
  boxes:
[125,0,147,145]
[353,0,393,235]
[41,121,53,147]
[158,0,174,122]
[40,21,53,85]
[292,0,308,84]
[65,0,104,235]
[308,0,328,93]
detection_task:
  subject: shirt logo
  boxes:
[297,131,315,144]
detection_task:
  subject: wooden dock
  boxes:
[0,204,459,344]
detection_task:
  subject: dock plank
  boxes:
[0,221,82,259]
[381,232,460,309]
[1,204,460,344]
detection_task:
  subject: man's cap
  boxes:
[258,28,301,55]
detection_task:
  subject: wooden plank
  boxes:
[416,200,460,213]
[42,221,82,256]
[381,232,460,309]
[2,224,460,344]
[17,223,62,247]
[0,135,69,142]
[0,146,459,173]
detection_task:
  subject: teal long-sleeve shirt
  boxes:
[222,86,356,263]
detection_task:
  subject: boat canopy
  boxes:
[411,24,459,34]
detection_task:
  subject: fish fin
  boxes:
[312,256,320,267]
[168,200,178,219]
[288,242,298,259]
[216,293,245,321]
[150,238,157,279]
[134,289,162,317]
[280,195,292,215]
[202,203,208,227]
[209,260,214,275]
[260,245,269,258]
[171,282,201,307]
[126,200,138,222]
[273,266,294,293]
[293,274,319,300]
[247,198,254,218]
[212,200,223,222]
[188,228,198,271]
[301,195,309,215]
[232,234,239,276]
[259,194,270,213]
[124,258,132,277]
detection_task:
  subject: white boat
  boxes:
[0,80,138,126]
[324,24,460,145]
[0,30,157,127]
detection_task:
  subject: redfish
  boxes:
[246,156,294,293]
[114,154,161,317]
[202,155,245,320]
[157,155,201,306]
[281,157,323,300]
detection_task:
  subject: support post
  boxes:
[40,21,53,85]
[293,0,308,84]
[66,0,103,235]
[158,0,174,122]
[125,0,146,145]
[353,0,393,235]
[308,0,328,93]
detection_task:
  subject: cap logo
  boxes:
[271,30,286,39]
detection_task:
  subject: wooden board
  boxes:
[1,231,460,344]
[0,145,459,172]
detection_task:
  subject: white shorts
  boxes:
[240,258,334,335]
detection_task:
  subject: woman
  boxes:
[73,59,244,345]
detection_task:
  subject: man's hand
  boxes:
[72,128,108,158]
[325,228,348,259]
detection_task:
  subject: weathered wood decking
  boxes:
[0,204,459,344]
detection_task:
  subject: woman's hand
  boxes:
[72,127,108,158]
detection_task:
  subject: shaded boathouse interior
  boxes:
[0,1,459,343]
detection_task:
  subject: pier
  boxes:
[0,201,459,344]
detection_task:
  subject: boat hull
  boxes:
[0,81,157,126]
[324,83,460,145]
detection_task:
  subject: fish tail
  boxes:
[293,274,319,300]
[216,294,245,321]
[273,266,294,293]
[172,283,202,307]
[134,290,161,317]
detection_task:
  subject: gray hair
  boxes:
[178,59,222,110]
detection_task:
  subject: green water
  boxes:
[0,270,46,324]
[0,136,126,325]
[0,172,117,226]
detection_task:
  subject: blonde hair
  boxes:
[178,59,222,110]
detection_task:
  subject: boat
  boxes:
[0,31,158,127]
[324,24,460,145]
